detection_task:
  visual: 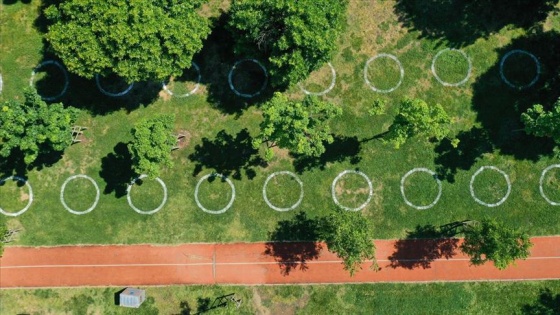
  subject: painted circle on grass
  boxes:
[298,62,336,96]
[29,60,69,101]
[469,166,512,207]
[364,53,404,93]
[60,175,100,215]
[228,59,268,98]
[162,62,201,97]
[431,48,472,87]
[126,174,168,214]
[0,176,33,217]
[539,164,560,206]
[499,49,540,90]
[0,73,3,94]
[263,171,304,212]
[400,168,442,210]
[195,173,235,214]
[95,74,134,97]
[331,170,373,211]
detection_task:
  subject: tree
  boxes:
[319,208,377,276]
[460,218,533,270]
[0,88,79,165]
[253,92,342,160]
[228,0,348,89]
[44,0,211,83]
[521,98,560,144]
[128,114,176,178]
[385,98,450,149]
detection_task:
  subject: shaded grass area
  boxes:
[1,0,560,247]
[1,281,560,314]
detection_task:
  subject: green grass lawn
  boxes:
[1,0,560,247]
[1,281,559,314]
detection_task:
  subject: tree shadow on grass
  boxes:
[292,135,362,174]
[470,30,560,162]
[30,54,161,116]
[194,13,275,117]
[99,142,135,198]
[0,147,64,178]
[434,127,494,183]
[264,212,323,276]
[188,129,266,180]
[393,0,558,47]
[2,0,31,5]
[521,288,560,315]
[388,223,461,269]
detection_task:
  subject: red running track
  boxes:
[1,237,559,288]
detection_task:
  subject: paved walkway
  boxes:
[1,237,559,288]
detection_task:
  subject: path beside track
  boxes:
[1,237,559,288]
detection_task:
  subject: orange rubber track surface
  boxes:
[1,237,559,288]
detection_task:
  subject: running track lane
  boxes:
[1,237,559,288]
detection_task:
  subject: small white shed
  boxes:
[119,287,146,308]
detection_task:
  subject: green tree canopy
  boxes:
[0,88,79,165]
[385,98,450,149]
[319,208,377,276]
[44,0,211,82]
[228,0,348,89]
[128,114,176,179]
[253,92,342,160]
[521,98,560,144]
[460,218,533,270]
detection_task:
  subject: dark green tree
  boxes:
[461,218,533,270]
[253,92,342,160]
[228,0,348,89]
[319,208,377,276]
[521,98,560,145]
[44,0,210,82]
[128,114,176,178]
[0,88,79,165]
[385,98,450,149]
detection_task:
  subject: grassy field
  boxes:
[1,281,559,314]
[1,0,560,248]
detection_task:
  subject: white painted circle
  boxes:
[0,176,33,217]
[95,74,134,97]
[126,175,168,214]
[298,62,337,96]
[539,164,560,206]
[194,173,236,214]
[431,48,472,87]
[331,170,373,211]
[0,73,3,94]
[60,175,100,215]
[263,171,304,212]
[469,166,512,207]
[400,168,442,210]
[499,49,541,90]
[364,53,404,93]
[162,62,201,97]
[228,59,268,98]
[29,60,69,101]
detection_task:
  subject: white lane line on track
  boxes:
[2,256,559,269]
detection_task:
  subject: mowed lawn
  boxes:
[2,281,560,314]
[1,0,560,247]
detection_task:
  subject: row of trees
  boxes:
[324,211,532,276]
[44,0,348,89]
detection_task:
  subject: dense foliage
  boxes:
[253,92,342,160]
[228,0,348,88]
[128,114,176,178]
[521,98,560,145]
[0,88,79,165]
[320,208,377,276]
[385,98,450,149]
[461,218,532,270]
[45,0,211,82]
